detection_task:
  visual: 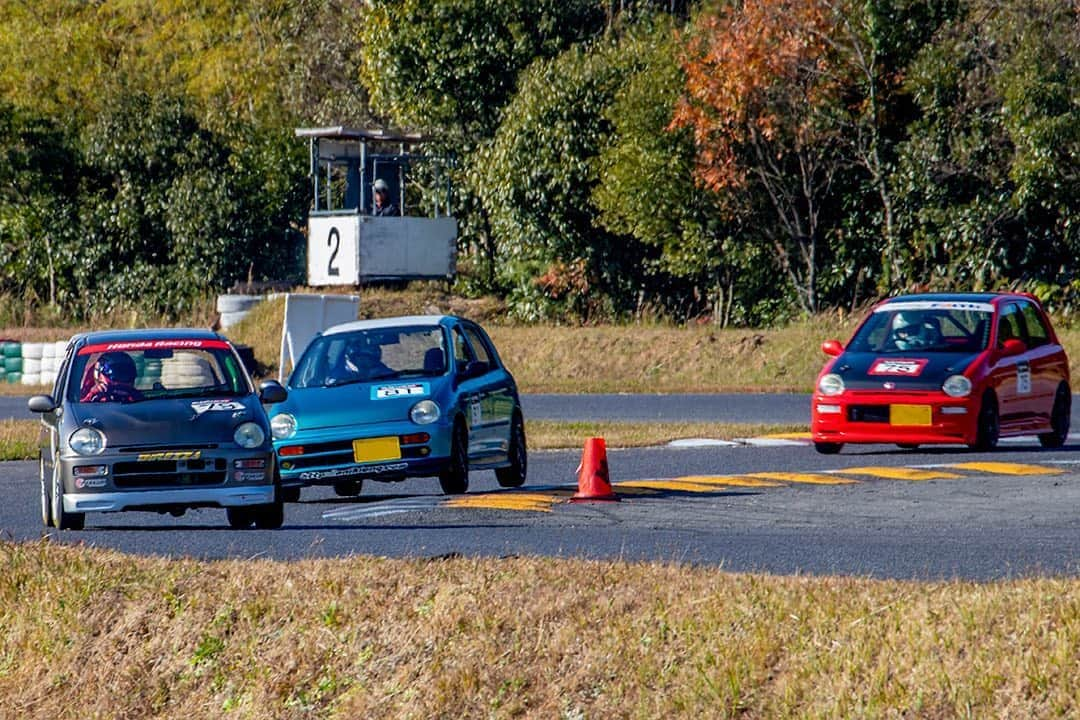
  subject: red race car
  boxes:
[811,292,1071,454]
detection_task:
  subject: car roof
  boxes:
[69,328,227,346]
[322,315,454,336]
[877,292,1037,308]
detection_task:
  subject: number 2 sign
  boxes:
[307,216,358,285]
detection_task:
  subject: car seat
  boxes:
[423,347,446,373]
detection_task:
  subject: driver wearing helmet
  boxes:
[888,312,940,351]
[80,351,145,403]
[327,336,392,384]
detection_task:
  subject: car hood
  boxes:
[833,351,981,391]
[67,396,263,448]
[272,378,445,432]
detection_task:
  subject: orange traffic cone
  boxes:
[570,437,619,502]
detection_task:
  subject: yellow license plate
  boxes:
[352,437,401,463]
[890,404,932,426]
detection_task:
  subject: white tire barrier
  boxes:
[21,372,41,385]
[216,294,264,314]
[23,358,41,374]
[22,342,44,360]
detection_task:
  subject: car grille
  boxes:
[112,458,228,488]
[847,405,890,423]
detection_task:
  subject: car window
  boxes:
[848,303,993,354]
[452,328,474,369]
[462,326,493,367]
[69,340,249,404]
[291,327,446,388]
[1019,301,1050,347]
[997,304,1024,348]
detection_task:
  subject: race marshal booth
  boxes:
[296,126,457,286]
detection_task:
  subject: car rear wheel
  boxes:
[970,393,999,451]
[1039,383,1071,449]
[439,420,469,495]
[281,486,302,503]
[39,453,52,528]
[333,479,363,497]
[495,413,527,488]
[814,442,843,455]
[51,462,85,531]
[226,507,254,529]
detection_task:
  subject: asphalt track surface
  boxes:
[3,436,1080,580]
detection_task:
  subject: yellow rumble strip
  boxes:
[747,471,858,485]
[762,432,812,440]
[616,479,725,493]
[833,466,963,481]
[673,475,786,488]
[947,462,1064,476]
[445,492,562,512]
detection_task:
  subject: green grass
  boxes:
[2,540,1078,719]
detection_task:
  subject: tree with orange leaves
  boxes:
[673,0,869,312]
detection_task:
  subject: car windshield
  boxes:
[847,302,993,354]
[69,340,249,404]
[291,326,447,389]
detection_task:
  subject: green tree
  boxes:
[892,0,1080,291]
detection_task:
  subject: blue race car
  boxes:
[267,315,527,498]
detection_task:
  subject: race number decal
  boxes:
[868,358,929,377]
[1016,362,1032,394]
[191,400,246,415]
[372,383,429,400]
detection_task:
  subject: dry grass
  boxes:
[1,540,1078,719]
[0,418,38,460]
[526,421,804,449]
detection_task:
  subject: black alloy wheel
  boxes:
[814,442,843,455]
[970,393,999,451]
[495,413,528,488]
[1039,383,1071,449]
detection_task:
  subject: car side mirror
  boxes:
[27,395,57,413]
[460,360,490,379]
[258,380,287,404]
[821,339,844,357]
[1001,338,1027,357]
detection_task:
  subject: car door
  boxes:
[461,322,513,459]
[1017,299,1067,424]
[989,302,1029,430]
[450,325,490,458]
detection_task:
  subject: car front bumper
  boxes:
[811,391,978,445]
[59,448,275,512]
[274,419,452,487]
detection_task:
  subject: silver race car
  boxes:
[28,329,287,530]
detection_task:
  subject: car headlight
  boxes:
[233,422,266,449]
[942,374,972,398]
[817,373,845,396]
[270,413,297,440]
[409,400,440,425]
[69,427,107,456]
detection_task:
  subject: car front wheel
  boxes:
[39,453,52,528]
[814,442,843,455]
[51,462,85,531]
[495,413,527,488]
[970,392,999,451]
[439,420,469,495]
[226,507,254,529]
